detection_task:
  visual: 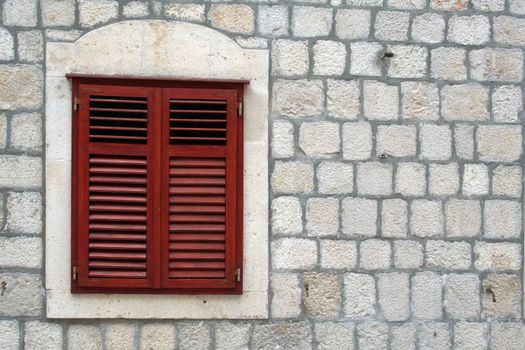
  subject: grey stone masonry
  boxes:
[1,0,525,348]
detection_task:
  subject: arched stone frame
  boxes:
[45,20,269,319]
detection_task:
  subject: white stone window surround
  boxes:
[45,20,269,319]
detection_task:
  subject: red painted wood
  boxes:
[72,77,244,294]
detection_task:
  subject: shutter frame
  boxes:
[71,76,244,294]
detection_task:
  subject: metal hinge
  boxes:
[236,267,241,283]
[73,97,79,111]
[73,266,78,281]
[238,102,243,117]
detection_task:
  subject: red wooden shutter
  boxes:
[160,88,241,292]
[73,84,159,290]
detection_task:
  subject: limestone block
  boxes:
[411,13,445,43]
[482,274,521,319]
[357,322,388,350]
[10,113,42,151]
[376,125,416,158]
[6,192,42,234]
[484,200,522,239]
[306,197,339,237]
[315,322,355,350]
[215,322,250,350]
[0,237,41,268]
[388,0,425,8]
[401,81,439,121]
[41,0,75,26]
[431,0,468,10]
[454,323,488,350]
[2,0,37,27]
[272,40,309,76]
[342,122,372,160]
[381,198,408,238]
[342,197,377,237]
[492,85,522,123]
[360,239,391,270]
[271,196,302,235]
[445,199,481,238]
[411,200,444,238]
[394,240,423,269]
[441,84,489,121]
[445,274,480,319]
[472,0,505,11]
[391,324,417,350]
[327,80,360,120]
[344,273,375,318]
[24,321,62,350]
[272,238,317,269]
[350,42,383,77]
[431,47,467,81]
[364,81,399,120]
[178,322,211,350]
[299,121,340,157]
[0,28,14,60]
[335,9,370,39]
[448,15,490,45]
[477,125,522,162]
[374,11,409,41]
[0,320,19,350]
[494,16,525,46]
[164,4,204,22]
[474,242,521,271]
[412,272,442,320]
[378,273,409,321]
[387,45,427,78]
[79,0,118,28]
[313,40,346,76]
[454,124,474,160]
[139,324,176,350]
[252,322,312,349]
[271,273,302,318]
[272,79,323,117]
[429,163,459,196]
[123,1,150,18]
[490,323,525,349]
[356,162,392,196]
[258,5,288,37]
[0,65,43,110]
[320,240,357,269]
[470,48,523,82]
[292,6,332,37]
[304,272,342,319]
[510,0,525,14]
[272,120,294,159]
[0,273,42,316]
[426,240,471,270]
[104,324,135,350]
[492,165,522,198]
[317,161,353,194]
[418,323,451,349]
[209,4,254,35]
[419,124,452,161]
[395,162,426,197]
[271,161,313,194]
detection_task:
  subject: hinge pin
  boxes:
[238,102,243,117]
[73,266,78,280]
[236,268,241,283]
[73,97,79,111]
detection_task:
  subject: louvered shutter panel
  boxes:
[160,88,240,291]
[74,84,158,289]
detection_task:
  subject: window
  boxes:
[70,75,246,294]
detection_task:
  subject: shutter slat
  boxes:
[169,177,225,186]
[89,214,147,221]
[169,205,225,213]
[169,271,225,279]
[89,252,147,260]
[169,252,226,260]
[169,196,225,204]
[89,242,147,250]
[170,168,225,176]
[169,242,225,251]
[170,214,225,223]
[89,194,147,203]
[169,159,225,167]
[169,233,225,241]
[169,224,225,232]
[169,261,225,269]
[89,261,147,269]
[89,233,147,241]
[89,271,147,278]
[90,176,147,185]
[169,187,225,195]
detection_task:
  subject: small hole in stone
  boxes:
[203,300,207,304]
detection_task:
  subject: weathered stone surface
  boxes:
[448,15,490,45]
[419,124,452,161]
[315,322,355,350]
[445,199,481,238]
[429,163,459,196]
[357,322,388,350]
[357,162,393,196]
[271,273,302,318]
[347,0,382,5]
[79,0,118,28]
[463,163,489,196]
[364,81,398,120]
[272,79,323,117]
[0,65,43,110]
[320,240,357,269]
[454,323,487,350]
[431,47,467,81]
[401,82,439,120]
[209,4,254,34]
[0,320,19,350]
[327,80,360,120]
[411,13,444,43]
[304,272,342,319]
[2,0,38,26]
[45,29,83,41]
[473,0,504,11]
[317,162,353,194]
[375,11,409,41]
[258,5,288,37]
[441,84,489,121]
[0,28,14,60]
[335,9,370,39]
[492,85,522,123]
[484,200,521,239]
[360,239,391,270]
[445,274,480,319]
[139,323,176,350]
[470,48,523,82]
[306,198,339,237]
[299,122,340,157]
[6,192,42,234]
[494,16,525,46]
[455,124,474,160]
[474,242,521,271]
[178,322,211,350]
[24,321,62,350]
[17,31,43,62]
[388,0,425,8]
[378,273,409,321]
[10,112,42,151]
[483,274,521,319]
[394,240,423,269]
[41,0,75,26]
[350,42,383,77]
[292,7,332,37]
[271,161,314,194]
[342,122,372,160]
[431,0,468,10]
[387,45,427,78]
[104,323,135,350]
[272,40,309,76]
[490,323,525,350]
[0,114,6,149]
[123,1,150,18]
[272,238,317,269]
[510,0,525,14]
[376,125,416,158]
[391,323,416,350]
[411,200,443,238]
[272,120,294,159]
[382,199,407,238]
[68,325,102,350]
[0,237,41,268]
[215,322,250,350]
[418,323,451,349]
[344,273,375,318]
[164,4,204,22]
[477,125,522,162]
[313,40,346,75]
[426,240,471,270]
[395,162,426,196]
[272,196,302,236]
[492,165,522,198]
[342,198,377,237]
[412,272,442,320]
[252,322,312,350]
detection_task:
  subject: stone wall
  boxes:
[0,0,524,349]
